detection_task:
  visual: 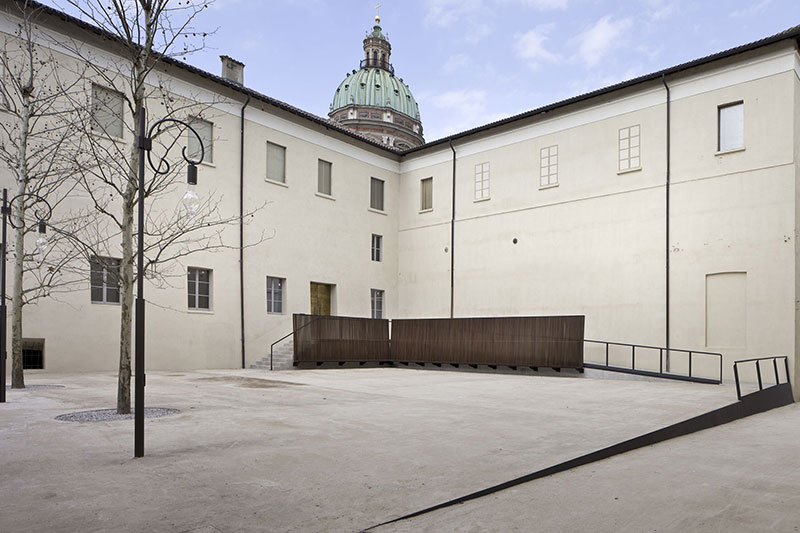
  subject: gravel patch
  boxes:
[6,384,65,390]
[55,408,179,422]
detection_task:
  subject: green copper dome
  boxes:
[331,68,420,120]
[369,24,387,40]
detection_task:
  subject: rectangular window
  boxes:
[267,141,286,183]
[371,289,384,319]
[420,177,433,211]
[718,101,744,152]
[188,267,212,310]
[188,118,213,164]
[475,162,490,200]
[266,276,284,314]
[619,125,640,171]
[90,256,121,304]
[370,177,384,211]
[22,339,44,370]
[318,159,332,196]
[91,84,124,138]
[371,234,382,262]
[540,145,558,187]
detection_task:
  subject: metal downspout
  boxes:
[240,94,250,369]
[662,74,671,371]
[449,140,456,319]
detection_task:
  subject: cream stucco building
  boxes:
[1,2,800,393]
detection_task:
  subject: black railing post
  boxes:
[773,358,779,385]
[756,360,763,391]
[631,345,635,370]
[605,343,609,367]
[688,351,692,377]
[719,355,723,384]
[734,363,741,400]
[784,356,790,385]
[659,348,663,374]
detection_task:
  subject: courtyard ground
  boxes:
[1,368,798,532]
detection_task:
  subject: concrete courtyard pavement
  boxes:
[0,368,794,532]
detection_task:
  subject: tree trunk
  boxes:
[116,114,140,415]
[10,88,31,389]
[10,201,26,389]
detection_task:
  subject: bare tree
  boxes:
[0,0,102,388]
[56,0,265,414]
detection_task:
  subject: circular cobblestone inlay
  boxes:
[55,408,180,422]
[6,384,65,390]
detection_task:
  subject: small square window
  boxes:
[318,159,332,196]
[267,141,286,183]
[371,234,382,262]
[370,177,384,211]
[420,177,433,211]
[90,256,121,304]
[267,276,284,314]
[187,118,213,164]
[22,338,44,369]
[540,145,558,187]
[618,125,641,171]
[188,267,212,310]
[91,84,124,138]
[474,162,490,200]
[718,101,744,152]
[371,289,384,319]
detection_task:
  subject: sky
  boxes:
[47,0,800,142]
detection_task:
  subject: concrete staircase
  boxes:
[250,339,294,370]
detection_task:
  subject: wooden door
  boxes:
[310,282,332,316]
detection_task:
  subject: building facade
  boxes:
[1,3,799,396]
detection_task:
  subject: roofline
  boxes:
[16,0,402,155]
[400,23,800,156]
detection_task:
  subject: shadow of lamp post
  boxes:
[134,107,204,457]
[0,190,52,402]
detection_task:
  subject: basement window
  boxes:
[22,338,44,369]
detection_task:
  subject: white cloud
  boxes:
[516,0,568,8]
[423,0,486,27]
[515,24,559,67]
[574,16,632,67]
[730,0,771,19]
[423,88,509,139]
[441,54,472,74]
[640,0,680,21]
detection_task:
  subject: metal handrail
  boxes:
[584,339,723,384]
[269,315,325,371]
[359,59,394,73]
[732,355,789,400]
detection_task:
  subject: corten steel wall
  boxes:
[390,316,585,368]
[293,314,390,363]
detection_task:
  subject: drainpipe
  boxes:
[662,74,671,371]
[240,94,250,369]
[449,140,456,319]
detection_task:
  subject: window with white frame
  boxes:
[475,162,490,200]
[187,267,211,310]
[266,276,284,314]
[266,141,286,183]
[371,234,382,262]
[420,177,433,211]
[540,145,558,187]
[91,84,124,138]
[188,118,213,164]
[318,159,332,195]
[718,101,744,152]
[370,177,384,211]
[371,289,384,319]
[90,256,120,304]
[619,125,640,171]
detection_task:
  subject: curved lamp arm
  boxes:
[6,193,53,230]
[145,118,205,176]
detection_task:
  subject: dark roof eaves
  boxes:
[23,0,401,156]
[399,24,800,156]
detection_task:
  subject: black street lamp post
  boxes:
[134,108,203,457]
[0,189,52,402]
